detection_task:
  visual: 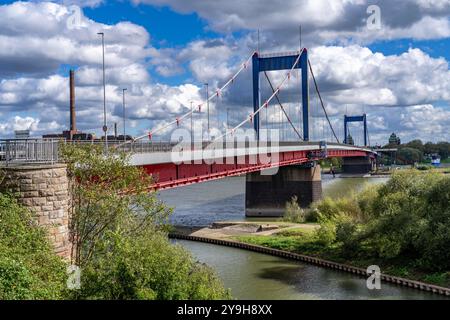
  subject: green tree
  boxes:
[404,139,424,153]
[397,147,423,164]
[435,141,450,160]
[61,144,230,300]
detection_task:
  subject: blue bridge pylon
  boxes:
[252,49,309,141]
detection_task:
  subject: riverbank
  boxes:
[170,222,450,297]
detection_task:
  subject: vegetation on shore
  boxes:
[0,194,67,299]
[383,139,450,165]
[0,144,230,300]
[236,170,450,287]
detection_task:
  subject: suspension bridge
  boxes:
[1,48,377,217]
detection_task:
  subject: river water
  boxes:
[159,174,446,300]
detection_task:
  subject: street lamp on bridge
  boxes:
[97,32,107,150]
[122,88,127,142]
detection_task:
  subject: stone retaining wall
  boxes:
[0,164,71,259]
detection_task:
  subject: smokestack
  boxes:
[114,122,118,138]
[69,70,76,132]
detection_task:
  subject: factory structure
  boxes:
[43,70,131,141]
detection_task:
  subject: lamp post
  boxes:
[204,83,209,139]
[122,88,127,142]
[97,32,107,151]
[190,101,193,146]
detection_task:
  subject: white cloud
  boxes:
[0,1,449,144]
[133,0,450,45]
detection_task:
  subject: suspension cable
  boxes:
[263,71,303,140]
[308,59,339,143]
[213,49,304,142]
[117,51,256,147]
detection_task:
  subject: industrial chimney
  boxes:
[69,70,76,133]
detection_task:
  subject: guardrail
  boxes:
[0,139,60,165]
[1,138,367,165]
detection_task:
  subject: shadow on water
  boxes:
[258,262,449,300]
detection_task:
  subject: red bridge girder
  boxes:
[141,149,371,191]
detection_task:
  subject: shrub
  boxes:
[283,196,306,223]
[72,229,230,300]
[336,217,359,256]
[315,221,336,246]
[0,194,67,299]
[311,196,361,222]
[362,171,449,267]
[356,184,379,222]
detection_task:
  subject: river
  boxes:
[159,174,446,300]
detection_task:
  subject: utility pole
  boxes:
[122,88,127,142]
[97,32,107,151]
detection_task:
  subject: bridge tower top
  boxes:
[252,49,309,141]
[344,114,368,146]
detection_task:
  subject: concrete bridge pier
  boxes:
[342,156,374,174]
[245,163,322,217]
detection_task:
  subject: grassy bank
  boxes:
[235,170,450,288]
[235,226,450,287]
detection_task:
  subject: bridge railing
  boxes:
[0,138,371,166]
[0,139,60,165]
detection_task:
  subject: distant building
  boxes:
[346,134,354,145]
[388,133,401,145]
[14,130,30,139]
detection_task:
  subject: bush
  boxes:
[362,171,450,268]
[311,196,361,222]
[72,229,230,300]
[283,196,306,223]
[335,216,359,255]
[0,194,67,299]
[356,184,379,222]
[315,221,336,246]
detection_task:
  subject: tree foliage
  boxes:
[0,194,67,299]
[313,170,450,271]
[61,144,230,299]
[61,144,171,266]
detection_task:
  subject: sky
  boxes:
[0,0,449,145]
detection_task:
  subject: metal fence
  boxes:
[0,139,60,165]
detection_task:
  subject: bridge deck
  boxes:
[131,141,376,190]
[130,141,375,166]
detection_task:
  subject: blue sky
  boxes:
[0,0,449,144]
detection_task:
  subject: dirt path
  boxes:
[172,221,318,240]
